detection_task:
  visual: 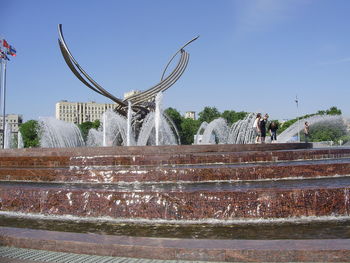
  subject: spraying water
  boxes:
[39,117,84,148]
[17,131,24,148]
[102,112,107,147]
[277,115,343,143]
[155,92,163,146]
[37,93,178,148]
[127,101,133,146]
[3,123,12,149]
[195,113,256,145]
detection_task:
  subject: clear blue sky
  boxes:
[2,0,350,121]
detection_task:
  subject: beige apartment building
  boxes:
[55,100,118,124]
[0,114,23,147]
[185,111,196,120]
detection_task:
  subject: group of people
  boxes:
[253,113,279,143]
[253,113,311,144]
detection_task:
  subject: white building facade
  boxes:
[55,100,118,124]
[185,111,196,120]
[0,114,23,147]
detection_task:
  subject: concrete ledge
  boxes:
[0,227,349,262]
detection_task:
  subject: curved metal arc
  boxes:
[59,40,104,96]
[160,35,199,81]
[58,24,127,107]
[131,54,188,105]
[126,50,189,105]
[58,24,196,113]
[137,53,189,103]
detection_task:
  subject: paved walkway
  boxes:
[0,246,225,263]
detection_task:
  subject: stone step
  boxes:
[0,143,312,157]
[1,158,350,183]
[1,227,350,262]
[69,148,350,167]
[0,177,349,220]
[1,147,350,168]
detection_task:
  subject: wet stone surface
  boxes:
[1,214,350,239]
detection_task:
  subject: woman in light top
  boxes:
[253,113,262,143]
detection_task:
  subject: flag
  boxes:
[3,39,9,49]
[9,46,16,56]
[0,50,10,60]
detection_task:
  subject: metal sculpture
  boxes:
[58,24,198,120]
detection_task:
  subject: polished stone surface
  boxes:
[1,227,350,262]
[1,144,350,261]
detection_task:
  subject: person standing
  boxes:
[304,122,310,143]
[253,113,261,143]
[259,114,269,143]
[268,121,279,142]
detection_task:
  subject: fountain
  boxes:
[277,114,345,143]
[17,131,24,149]
[3,123,12,149]
[85,94,178,147]
[126,101,133,146]
[34,93,178,149]
[195,113,256,144]
[3,99,350,262]
[39,117,84,148]
[1,24,349,262]
[1,142,350,261]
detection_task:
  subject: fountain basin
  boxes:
[1,143,350,262]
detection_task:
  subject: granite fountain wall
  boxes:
[1,143,350,222]
[2,143,350,261]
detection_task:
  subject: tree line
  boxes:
[17,106,346,147]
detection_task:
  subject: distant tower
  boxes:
[185,111,196,120]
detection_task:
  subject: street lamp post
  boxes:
[0,39,16,148]
[295,95,300,142]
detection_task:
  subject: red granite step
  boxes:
[0,143,312,157]
[0,147,349,168]
[1,159,350,183]
[0,177,349,220]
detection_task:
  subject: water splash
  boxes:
[277,115,344,143]
[155,92,163,146]
[195,113,256,145]
[137,111,177,146]
[86,128,102,147]
[127,101,133,146]
[227,113,256,144]
[91,109,133,147]
[39,117,84,148]
[201,118,229,144]
[17,131,24,148]
[3,123,12,149]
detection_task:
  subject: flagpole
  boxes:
[2,59,7,149]
[0,59,3,148]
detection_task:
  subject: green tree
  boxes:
[280,106,343,133]
[19,120,40,148]
[180,118,200,145]
[221,110,247,125]
[308,121,347,142]
[164,107,183,131]
[326,106,342,115]
[79,120,100,141]
[198,107,221,123]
